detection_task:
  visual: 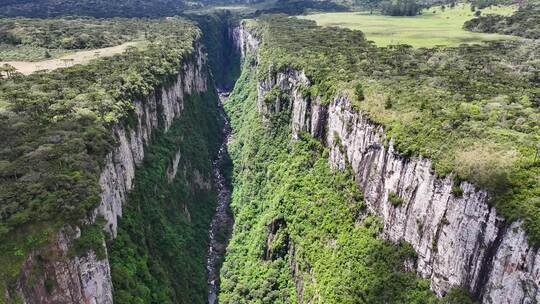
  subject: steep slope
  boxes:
[0,18,223,304]
[220,57,446,304]
[221,17,540,303]
[1,11,538,304]
[109,88,222,304]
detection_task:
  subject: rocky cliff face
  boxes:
[15,45,209,304]
[253,66,540,303]
[231,22,260,59]
[95,46,208,238]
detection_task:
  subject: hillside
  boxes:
[0,17,223,303]
[0,3,539,304]
[220,14,539,303]
[0,0,190,17]
[302,4,518,47]
[0,18,150,61]
[464,4,540,38]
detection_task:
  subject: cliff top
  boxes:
[251,15,540,244]
[0,17,200,294]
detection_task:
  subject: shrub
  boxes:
[70,224,106,259]
[44,278,56,295]
[453,143,518,194]
[442,288,478,303]
[388,191,404,206]
[384,96,393,109]
[451,184,463,198]
[354,83,365,101]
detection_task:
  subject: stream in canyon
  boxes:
[206,90,234,304]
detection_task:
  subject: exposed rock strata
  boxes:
[96,46,208,238]
[166,150,183,183]
[254,66,540,303]
[15,44,209,304]
[232,21,260,58]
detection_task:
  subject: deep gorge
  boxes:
[2,13,539,304]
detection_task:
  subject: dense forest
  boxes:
[0,18,154,61]
[110,89,222,304]
[220,57,476,304]
[0,0,191,18]
[251,15,540,243]
[464,4,540,38]
[380,0,422,16]
[0,17,207,300]
[0,0,539,303]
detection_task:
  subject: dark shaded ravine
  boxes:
[207,90,234,304]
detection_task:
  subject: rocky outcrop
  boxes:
[15,44,209,304]
[96,45,208,238]
[16,227,112,304]
[232,21,260,58]
[255,68,540,303]
[166,150,182,183]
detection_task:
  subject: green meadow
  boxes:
[301,3,518,47]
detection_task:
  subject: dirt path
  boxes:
[0,41,141,75]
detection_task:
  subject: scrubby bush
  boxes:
[388,191,404,206]
[380,0,422,16]
[464,5,540,39]
[354,83,365,101]
[453,143,518,194]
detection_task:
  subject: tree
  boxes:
[354,83,365,101]
[1,64,17,78]
[380,0,421,16]
[356,0,381,14]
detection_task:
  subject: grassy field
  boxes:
[301,4,518,47]
[0,41,142,75]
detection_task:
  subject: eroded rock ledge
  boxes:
[15,44,209,304]
[254,67,540,303]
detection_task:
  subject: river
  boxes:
[207,91,233,304]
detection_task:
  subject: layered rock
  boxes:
[254,67,540,303]
[166,150,183,183]
[96,45,208,238]
[16,227,112,304]
[15,44,209,304]
[231,21,260,58]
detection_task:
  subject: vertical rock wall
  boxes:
[252,64,540,303]
[231,21,260,59]
[16,44,209,304]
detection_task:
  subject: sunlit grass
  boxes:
[0,41,144,75]
[300,3,519,47]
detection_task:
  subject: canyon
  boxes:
[4,16,538,304]
[252,41,540,304]
[12,43,213,304]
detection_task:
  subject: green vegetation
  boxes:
[301,4,517,47]
[0,18,160,61]
[380,0,421,16]
[110,89,222,304]
[191,12,241,89]
[441,288,478,304]
[0,0,191,18]
[70,222,106,260]
[388,191,403,206]
[220,56,477,303]
[464,4,540,39]
[253,0,349,15]
[0,17,201,298]
[250,15,540,245]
